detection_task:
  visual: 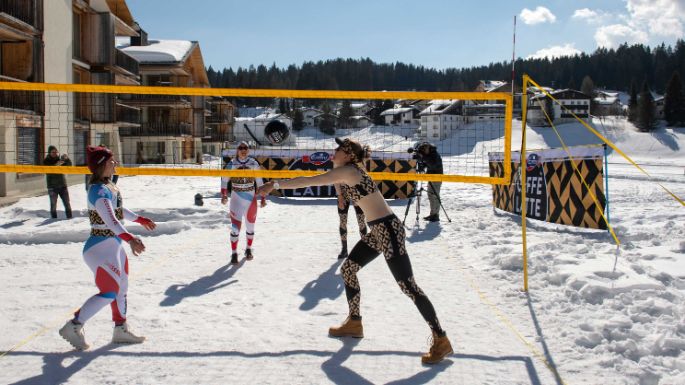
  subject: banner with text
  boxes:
[489,146,607,230]
[243,149,416,199]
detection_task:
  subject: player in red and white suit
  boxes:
[58,146,156,351]
[221,142,266,264]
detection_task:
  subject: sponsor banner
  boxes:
[489,146,607,230]
[254,151,416,199]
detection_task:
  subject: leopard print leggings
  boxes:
[340,214,444,335]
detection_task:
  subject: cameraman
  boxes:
[409,142,443,222]
[43,145,73,219]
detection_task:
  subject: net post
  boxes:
[521,74,530,292]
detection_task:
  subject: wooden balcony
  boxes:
[0,76,42,114]
[118,93,191,107]
[0,0,42,36]
[120,122,191,137]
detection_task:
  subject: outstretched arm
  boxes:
[258,167,355,196]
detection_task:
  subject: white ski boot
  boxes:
[112,322,146,344]
[59,320,90,351]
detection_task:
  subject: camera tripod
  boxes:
[402,177,451,225]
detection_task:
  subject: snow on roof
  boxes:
[254,112,290,120]
[350,103,368,109]
[481,80,507,92]
[420,100,459,115]
[594,96,619,105]
[120,40,194,63]
[380,107,416,116]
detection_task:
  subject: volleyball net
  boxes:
[0,82,512,183]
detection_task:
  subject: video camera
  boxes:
[407,143,428,172]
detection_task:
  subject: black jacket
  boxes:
[44,155,72,189]
[418,148,443,174]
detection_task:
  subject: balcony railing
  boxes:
[119,93,191,105]
[120,122,192,137]
[202,130,232,142]
[0,0,39,28]
[116,103,141,125]
[0,76,42,113]
[115,49,139,75]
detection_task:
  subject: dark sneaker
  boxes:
[423,214,439,222]
[245,248,253,261]
[230,252,238,265]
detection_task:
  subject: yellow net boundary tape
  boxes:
[0,82,513,185]
[530,82,620,246]
[526,77,684,208]
[0,165,507,184]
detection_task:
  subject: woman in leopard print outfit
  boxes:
[258,138,452,364]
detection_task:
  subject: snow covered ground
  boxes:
[0,118,683,384]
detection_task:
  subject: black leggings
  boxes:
[340,214,444,335]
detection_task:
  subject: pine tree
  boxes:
[664,71,684,126]
[338,100,353,129]
[580,75,595,96]
[637,80,656,131]
[628,79,639,122]
[293,108,304,131]
[370,100,384,125]
[377,99,394,125]
[319,104,336,135]
[278,99,287,114]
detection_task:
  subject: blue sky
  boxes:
[126,0,685,70]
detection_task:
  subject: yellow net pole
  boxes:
[521,75,530,292]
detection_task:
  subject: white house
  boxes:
[527,89,591,126]
[419,100,462,140]
[593,91,623,116]
[349,115,372,129]
[313,112,339,128]
[350,103,371,116]
[239,106,274,118]
[300,107,322,127]
[380,106,420,126]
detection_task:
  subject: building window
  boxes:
[73,129,88,166]
[17,127,41,165]
[73,12,82,60]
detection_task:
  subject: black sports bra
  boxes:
[340,164,378,204]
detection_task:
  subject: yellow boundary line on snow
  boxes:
[439,237,569,385]
[0,82,513,185]
[525,77,684,207]
[0,229,215,358]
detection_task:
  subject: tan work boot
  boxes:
[59,320,90,351]
[328,317,364,338]
[112,322,146,344]
[421,332,453,364]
